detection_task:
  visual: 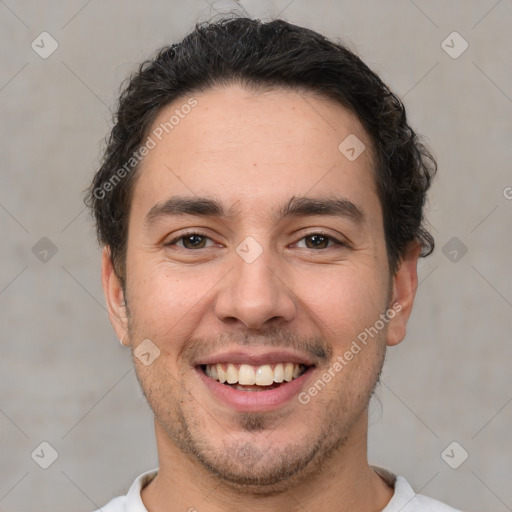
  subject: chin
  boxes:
[179,422,349,496]
[193,444,320,494]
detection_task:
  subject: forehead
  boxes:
[130,84,380,223]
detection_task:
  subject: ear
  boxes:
[386,243,422,347]
[101,247,129,344]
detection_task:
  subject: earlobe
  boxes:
[386,243,422,347]
[101,247,129,343]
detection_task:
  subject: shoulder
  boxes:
[412,493,462,511]
[91,469,158,512]
[373,467,463,512]
[393,476,462,511]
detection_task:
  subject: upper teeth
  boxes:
[205,363,305,386]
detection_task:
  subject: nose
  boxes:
[213,245,297,330]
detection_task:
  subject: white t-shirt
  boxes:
[95,467,462,511]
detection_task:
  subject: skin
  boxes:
[102,84,421,512]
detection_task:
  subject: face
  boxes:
[103,84,419,491]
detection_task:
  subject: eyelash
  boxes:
[166,231,348,250]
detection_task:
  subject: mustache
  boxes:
[181,325,332,364]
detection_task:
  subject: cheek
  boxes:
[125,260,218,340]
[296,266,388,335]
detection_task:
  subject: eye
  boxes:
[295,233,345,250]
[165,231,348,251]
[166,232,216,249]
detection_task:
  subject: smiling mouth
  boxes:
[199,362,310,392]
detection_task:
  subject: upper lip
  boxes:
[195,349,317,367]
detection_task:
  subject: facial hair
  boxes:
[129,320,388,495]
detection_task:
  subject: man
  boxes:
[86,16,461,512]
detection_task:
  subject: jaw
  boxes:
[150,400,372,502]
[147,365,373,488]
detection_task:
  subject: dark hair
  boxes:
[86,16,436,283]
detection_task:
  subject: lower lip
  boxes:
[196,367,315,412]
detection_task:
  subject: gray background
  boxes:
[1,1,511,511]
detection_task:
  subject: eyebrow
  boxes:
[144,195,365,226]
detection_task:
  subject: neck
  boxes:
[141,411,393,512]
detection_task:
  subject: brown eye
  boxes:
[181,235,207,249]
[167,233,214,249]
[295,233,344,250]
[304,234,331,249]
